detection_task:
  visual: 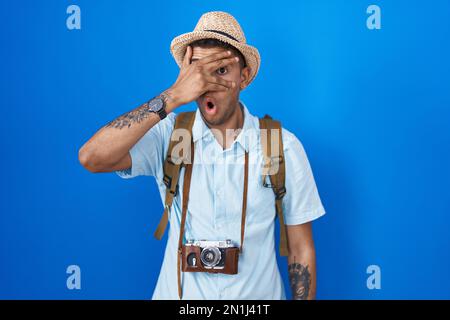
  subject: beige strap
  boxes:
[154,112,196,240]
[154,159,181,240]
[259,115,288,256]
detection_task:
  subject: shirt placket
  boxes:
[213,148,227,231]
[214,140,234,298]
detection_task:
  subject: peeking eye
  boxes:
[216,67,228,75]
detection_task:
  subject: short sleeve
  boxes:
[116,113,176,180]
[281,128,326,225]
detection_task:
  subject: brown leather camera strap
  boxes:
[240,151,249,253]
[177,149,249,299]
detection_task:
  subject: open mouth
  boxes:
[203,97,217,115]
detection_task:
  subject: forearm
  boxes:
[79,47,237,173]
[288,247,316,300]
[79,89,180,172]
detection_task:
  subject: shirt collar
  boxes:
[192,101,258,152]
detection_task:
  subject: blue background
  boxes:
[1,0,449,299]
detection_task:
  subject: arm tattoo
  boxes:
[106,90,173,129]
[105,102,153,129]
[288,260,311,300]
[159,89,173,104]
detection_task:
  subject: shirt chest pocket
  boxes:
[244,174,277,225]
[222,153,278,223]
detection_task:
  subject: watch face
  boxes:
[148,97,163,112]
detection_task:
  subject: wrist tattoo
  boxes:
[106,102,153,129]
[106,90,171,129]
[159,89,173,104]
[288,259,311,300]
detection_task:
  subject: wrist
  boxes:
[160,87,182,113]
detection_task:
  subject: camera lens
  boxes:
[200,247,221,267]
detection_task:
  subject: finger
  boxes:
[205,83,230,92]
[205,75,235,89]
[182,46,192,67]
[198,50,232,65]
[204,56,239,72]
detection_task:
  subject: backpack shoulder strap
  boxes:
[259,115,288,256]
[154,111,196,240]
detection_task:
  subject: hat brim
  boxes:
[170,31,260,86]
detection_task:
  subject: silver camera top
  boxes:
[185,239,235,248]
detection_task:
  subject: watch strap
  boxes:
[156,104,167,120]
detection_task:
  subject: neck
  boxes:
[210,102,244,150]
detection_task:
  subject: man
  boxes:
[79,11,325,300]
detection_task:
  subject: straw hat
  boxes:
[170,11,260,86]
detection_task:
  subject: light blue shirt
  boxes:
[116,102,325,299]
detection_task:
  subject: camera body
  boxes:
[181,239,239,274]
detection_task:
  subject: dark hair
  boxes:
[189,38,247,69]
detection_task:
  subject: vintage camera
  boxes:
[181,240,239,274]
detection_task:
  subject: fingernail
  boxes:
[232,82,236,88]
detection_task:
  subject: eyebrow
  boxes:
[190,57,235,64]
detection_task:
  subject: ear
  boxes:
[239,66,251,90]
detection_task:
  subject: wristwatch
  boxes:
[146,96,167,120]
